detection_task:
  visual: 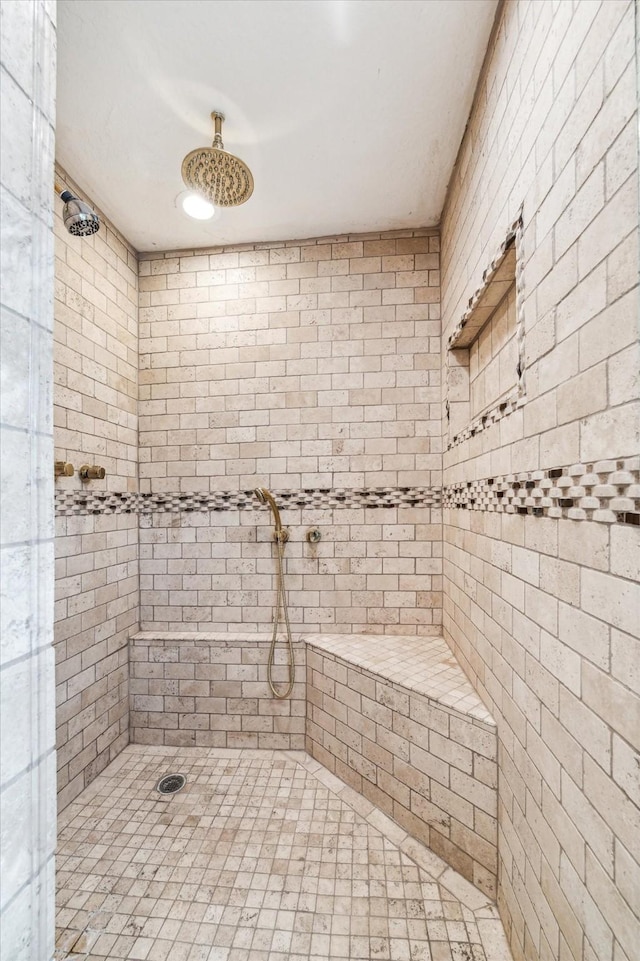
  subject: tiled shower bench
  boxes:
[303,633,498,897]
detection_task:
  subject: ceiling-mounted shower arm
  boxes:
[211,111,225,149]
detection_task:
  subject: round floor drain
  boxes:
[156,773,186,796]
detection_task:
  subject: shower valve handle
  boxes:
[79,464,106,481]
[54,460,74,478]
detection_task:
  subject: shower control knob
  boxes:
[54,461,74,478]
[79,464,106,481]
[306,527,321,544]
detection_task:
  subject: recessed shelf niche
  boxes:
[446,217,524,448]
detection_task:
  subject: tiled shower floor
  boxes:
[55,746,512,961]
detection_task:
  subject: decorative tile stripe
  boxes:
[55,485,443,516]
[443,458,640,524]
[55,490,139,515]
[55,461,640,525]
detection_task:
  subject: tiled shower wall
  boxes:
[441,2,639,961]
[0,1,57,957]
[53,170,139,809]
[47,11,638,961]
[137,231,443,633]
[129,632,306,750]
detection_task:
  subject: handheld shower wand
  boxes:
[254,487,294,699]
[254,486,288,541]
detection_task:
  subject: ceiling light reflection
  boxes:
[181,192,215,220]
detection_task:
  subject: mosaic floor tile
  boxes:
[55,746,511,961]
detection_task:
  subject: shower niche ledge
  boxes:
[304,632,498,898]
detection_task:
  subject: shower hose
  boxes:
[268,530,295,699]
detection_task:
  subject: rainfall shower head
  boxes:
[59,189,100,237]
[181,112,254,207]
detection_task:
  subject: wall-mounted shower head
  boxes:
[58,188,100,237]
[254,486,284,534]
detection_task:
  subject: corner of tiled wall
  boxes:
[53,167,140,810]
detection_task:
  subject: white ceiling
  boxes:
[56,0,497,252]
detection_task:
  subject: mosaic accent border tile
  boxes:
[55,461,640,526]
[54,485,443,516]
[54,491,139,516]
[443,458,640,524]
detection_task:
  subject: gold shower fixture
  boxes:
[79,464,106,481]
[181,112,254,207]
[54,461,74,478]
